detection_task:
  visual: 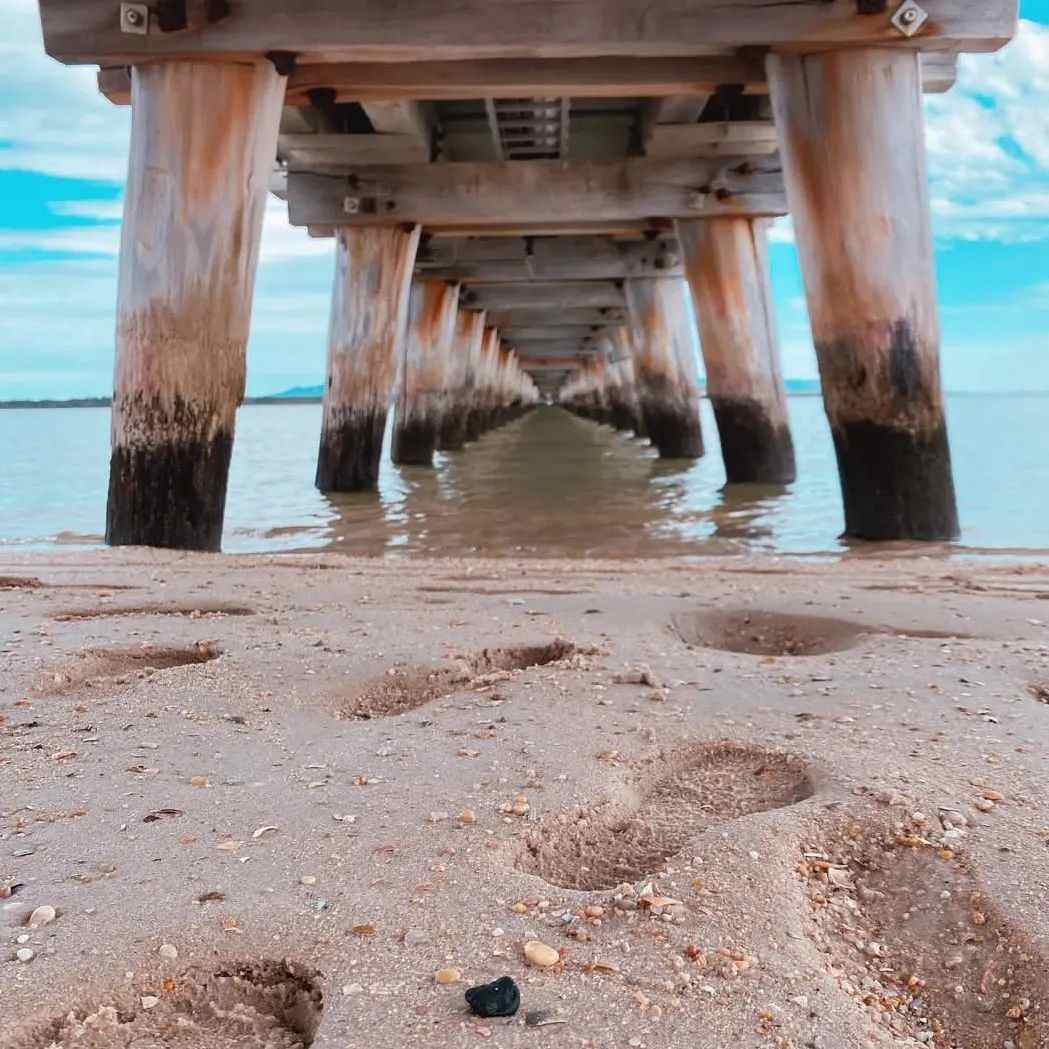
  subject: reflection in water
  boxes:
[314,406,795,557]
[4,395,1049,556]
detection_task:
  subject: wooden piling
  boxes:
[316,224,421,491]
[106,60,284,551]
[392,280,460,466]
[625,277,703,458]
[611,326,646,437]
[677,217,796,484]
[437,309,486,451]
[768,48,958,539]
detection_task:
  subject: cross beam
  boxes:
[416,236,682,281]
[97,52,958,106]
[41,1,1014,64]
[460,282,624,311]
[288,157,786,230]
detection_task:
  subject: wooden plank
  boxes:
[502,325,606,341]
[361,100,430,138]
[97,65,131,105]
[461,281,625,310]
[287,157,787,228]
[647,122,779,160]
[279,133,429,165]
[488,307,625,327]
[98,52,961,107]
[416,238,683,282]
[41,0,1017,64]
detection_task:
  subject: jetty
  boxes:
[34,1,1019,549]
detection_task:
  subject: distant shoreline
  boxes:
[0,396,325,409]
[1,389,1046,409]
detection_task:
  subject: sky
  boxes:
[1,0,1047,399]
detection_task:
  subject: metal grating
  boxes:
[486,97,570,160]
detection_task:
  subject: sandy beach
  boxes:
[2,551,1049,1048]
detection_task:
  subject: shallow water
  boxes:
[1,396,1047,557]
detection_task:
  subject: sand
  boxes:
[1,550,1048,1048]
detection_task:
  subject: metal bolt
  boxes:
[120,3,149,34]
[890,0,928,37]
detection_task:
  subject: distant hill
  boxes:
[265,385,324,399]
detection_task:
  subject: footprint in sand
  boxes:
[51,603,255,622]
[38,643,222,696]
[336,639,580,719]
[672,608,971,657]
[517,741,814,891]
[803,819,1047,1048]
[9,958,323,1049]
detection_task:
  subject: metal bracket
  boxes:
[890,0,928,37]
[119,3,149,34]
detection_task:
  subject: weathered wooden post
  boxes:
[106,61,284,550]
[465,326,499,441]
[625,278,703,458]
[677,217,796,484]
[316,225,421,491]
[768,48,958,539]
[611,326,646,437]
[392,280,460,466]
[438,309,486,451]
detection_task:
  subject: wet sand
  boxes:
[2,551,1049,1048]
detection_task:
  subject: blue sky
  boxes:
[1,1,1047,399]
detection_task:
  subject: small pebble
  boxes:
[140,996,159,1009]
[28,905,56,929]
[523,940,560,968]
[15,948,34,963]
[465,975,520,1018]
[434,967,462,985]
[300,875,317,886]
[458,809,476,825]
[158,944,178,961]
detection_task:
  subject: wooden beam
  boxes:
[42,0,1016,64]
[310,221,673,239]
[287,157,787,229]
[98,52,960,107]
[501,326,608,341]
[416,238,682,281]
[646,122,779,160]
[488,307,626,327]
[278,132,429,166]
[460,281,625,311]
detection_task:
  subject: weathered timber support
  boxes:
[316,225,421,491]
[677,217,796,484]
[106,61,284,551]
[611,327,646,437]
[768,48,959,540]
[392,280,460,466]
[465,327,501,440]
[625,277,703,459]
[437,309,486,451]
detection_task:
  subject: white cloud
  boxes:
[0,0,130,182]
[924,19,1049,242]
